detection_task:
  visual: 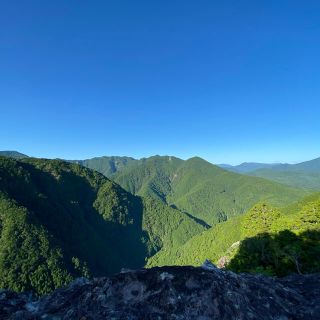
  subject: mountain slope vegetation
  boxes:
[0,153,317,296]
[248,168,320,190]
[71,156,138,178]
[113,156,308,225]
[0,157,205,295]
[219,157,320,174]
[148,194,320,276]
[0,151,28,159]
[220,157,320,191]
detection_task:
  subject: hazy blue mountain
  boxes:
[248,169,320,191]
[218,162,284,173]
[220,157,320,174]
[219,157,320,190]
[246,157,320,190]
[270,157,320,173]
[0,151,28,159]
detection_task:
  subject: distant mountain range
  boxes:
[218,162,285,173]
[218,157,320,173]
[71,153,320,192]
[218,158,320,190]
[66,154,309,225]
[2,150,320,191]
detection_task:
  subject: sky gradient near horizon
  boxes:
[1,1,320,165]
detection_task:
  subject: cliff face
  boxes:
[1,265,319,320]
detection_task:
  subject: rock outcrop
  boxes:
[1,266,319,319]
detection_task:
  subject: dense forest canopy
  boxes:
[0,154,319,296]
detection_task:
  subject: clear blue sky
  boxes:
[1,1,319,164]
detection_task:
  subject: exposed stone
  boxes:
[159,272,175,281]
[1,266,319,319]
[201,259,222,272]
[216,256,229,269]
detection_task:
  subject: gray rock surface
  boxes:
[1,266,319,319]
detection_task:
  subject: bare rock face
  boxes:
[1,266,320,319]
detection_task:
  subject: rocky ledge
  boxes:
[1,264,320,319]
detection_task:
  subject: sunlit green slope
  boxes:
[114,156,308,225]
[148,193,320,276]
[71,156,138,177]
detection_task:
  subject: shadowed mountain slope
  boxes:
[0,157,205,295]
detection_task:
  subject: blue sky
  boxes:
[1,1,319,164]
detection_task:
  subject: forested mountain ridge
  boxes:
[0,152,317,297]
[0,157,206,295]
[219,157,320,174]
[66,154,309,225]
[113,156,308,225]
[220,157,320,191]
[218,162,284,173]
[3,151,320,191]
[71,156,138,177]
[0,151,28,159]
[248,169,320,190]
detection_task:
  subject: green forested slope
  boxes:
[0,151,28,159]
[149,194,320,276]
[142,195,207,255]
[147,216,241,267]
[72,156,138,177]
[0,157,205,295]
[114,156,308,225]
[248,169,320,190]
[0,154,315,295]
[114,156,183,201]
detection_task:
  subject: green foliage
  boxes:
[241,203,281,238]
[228,230,320,276]
[0,195,73,295]
[150,196,320,277]
[228,199,320,276]
[113,156,307,226]
[249,169,320,191]
[0,155,317,295]
[147,216,241,267]
[281,192,320,216]
[0,157,206,295]
[0,157,149,295]
[0,151,28,159]
[71,156,137,178]
[142,195,207,255]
